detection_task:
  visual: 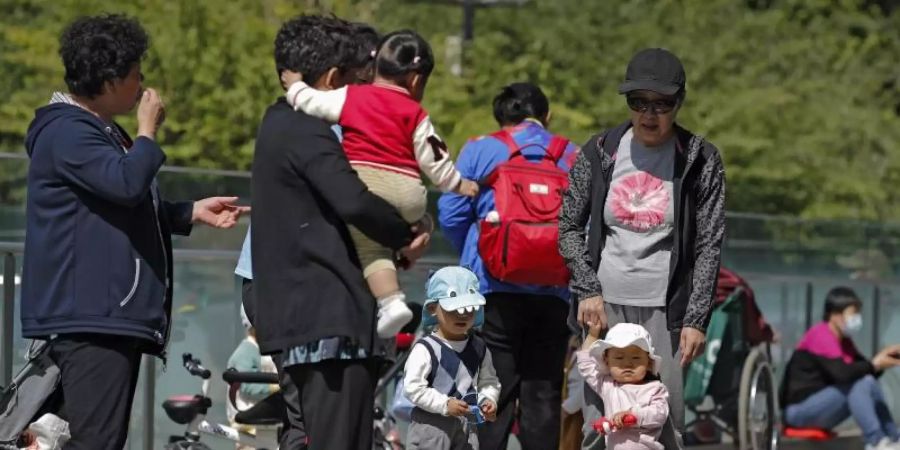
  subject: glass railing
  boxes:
[2,155,900,448]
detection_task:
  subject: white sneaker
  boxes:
[377,296,413,339]
[865,437,900,450]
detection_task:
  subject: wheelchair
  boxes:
[684,268,779,450]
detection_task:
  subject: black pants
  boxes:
[285,359,375,450]
[274,353,308,449]
[477,293,570,450]
[241,276,256,326]
[245,278,308,448]
[48,333,142,450]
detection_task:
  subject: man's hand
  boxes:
[480,400,498,422]
[399,217,433,266]
[415,214,435,234]
[137,88,166,139]
[578,295,607,331]
[680,327,707,367]
[280,70,303,91]
[399,232,430,266]
[446,398,469,417]
[191,196,250,228]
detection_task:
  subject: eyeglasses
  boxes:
[626,96,679,114]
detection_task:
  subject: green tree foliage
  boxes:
[1,0,898,220]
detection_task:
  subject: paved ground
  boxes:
[505,432,866,449]
[690,436,864,450]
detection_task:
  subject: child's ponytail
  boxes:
[375,30,435,81]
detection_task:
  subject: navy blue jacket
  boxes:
[22,102,193,356]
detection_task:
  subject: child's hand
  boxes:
[588,322,604,339]
[457,179,480,197]
[581,322,605,350]
[611,410,637,429]
[480,400,498,422]
[446,398,469,417]
[592,417,614,435]
[280,70,303,90]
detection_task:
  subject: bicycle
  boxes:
[162,353,282,450]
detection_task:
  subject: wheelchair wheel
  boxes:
[737,346,779,450]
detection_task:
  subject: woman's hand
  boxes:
[192,196,250,228]
[137,88,166,140]
[873,344,900,371]
[578,295,607,331]
[680,327,707,367]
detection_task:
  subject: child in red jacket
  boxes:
[282,30,478,339]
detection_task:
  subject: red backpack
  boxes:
[477,130,571,287]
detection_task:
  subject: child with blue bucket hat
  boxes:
[401,266,501,449]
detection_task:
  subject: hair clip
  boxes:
[413,56,421,64]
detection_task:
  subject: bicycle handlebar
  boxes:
[182,353,211,379]
[222,369,279,384]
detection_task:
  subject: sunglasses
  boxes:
[626,96,679,114]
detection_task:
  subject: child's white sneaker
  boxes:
[865,437,900,450]
[377,294,413,339]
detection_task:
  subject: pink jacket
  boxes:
[577,350,669,450]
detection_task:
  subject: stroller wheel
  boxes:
[737,347,779,450]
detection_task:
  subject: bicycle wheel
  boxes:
[737,346,780,450]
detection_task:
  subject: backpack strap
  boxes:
[546,136,569,163]
[492,129,570,163]
[490,130,519,155]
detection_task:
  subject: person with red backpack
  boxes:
[438,82,579,450]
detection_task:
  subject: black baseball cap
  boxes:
[618,48,686,96]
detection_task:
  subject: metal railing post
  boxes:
[142,355,156,450]
[804,282,814,331]
[872,285,881,356]
[1,252,15,387]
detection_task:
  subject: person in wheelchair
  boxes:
[781,287,900,450]
[226,307,279,449]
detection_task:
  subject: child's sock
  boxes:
[376,292,413,339]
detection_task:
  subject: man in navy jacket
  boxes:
[22,15,247,449]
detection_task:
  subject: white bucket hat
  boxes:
[588,323,662,375]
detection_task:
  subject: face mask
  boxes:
[842,313,863,335]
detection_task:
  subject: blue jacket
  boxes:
[22,102,193,355]
[438,121,579,301]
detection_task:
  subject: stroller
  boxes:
[684,267,779,450]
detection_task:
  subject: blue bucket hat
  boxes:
[422,266,486,328]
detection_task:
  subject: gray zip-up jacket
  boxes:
[558,121,726,331]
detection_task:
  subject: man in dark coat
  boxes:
[251,15,429,450]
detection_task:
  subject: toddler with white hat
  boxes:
[577,322,670,450]
[402,266,501,450]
